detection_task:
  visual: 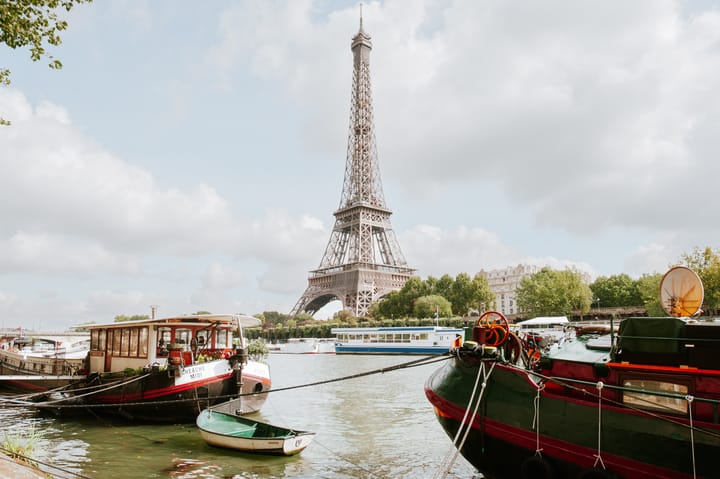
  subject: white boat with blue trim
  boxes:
[331,326,464,355]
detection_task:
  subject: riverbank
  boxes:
[0,453,47,479]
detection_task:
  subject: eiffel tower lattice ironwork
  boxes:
[291,19,415,317]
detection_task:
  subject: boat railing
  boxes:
[539,374,720,423]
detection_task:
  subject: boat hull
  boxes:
[426,354,720,479]
[40,359,271,423]
[332,326,464,355]
[199,428,314,455]
[196,409,314,456]
[0,349,86,393]
[335,345,452,355]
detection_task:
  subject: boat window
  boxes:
[128,328,139,357]
[622,378,689,414]
[216,329,229,349]
[158,327,172,348]
[175,329,192,348]
[121,329,131,356]
[139,327,148,357]
[98,330,106,351]
[420,333,429,340]
[112,329,122,356]
[91,329,107,351]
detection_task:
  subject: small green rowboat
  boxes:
[196,409,315,456]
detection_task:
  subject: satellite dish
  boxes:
[660,266,704,317]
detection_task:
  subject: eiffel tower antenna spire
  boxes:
[291,19,415,318]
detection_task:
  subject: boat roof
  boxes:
[516,316,569,326]
[86,314,261,330]
[331,326,464,333]
[28,336,90,345]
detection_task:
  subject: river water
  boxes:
[0,354,479,479]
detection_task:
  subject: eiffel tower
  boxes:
[291,17,415,317]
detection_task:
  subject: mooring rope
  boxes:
[532,381,545,456]
[0,355,454,478]
[0,356,450,412]
[433,355,497,479]
[508,363,720,443]
[592,381,606,469]
[0,445,94,479]
[0,376,85,402]
[255,354,451,395]
[432,358,485,479]
[686,394,696,479]
[35,373,152,406]
[0,376,144,408]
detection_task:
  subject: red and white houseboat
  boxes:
[37,313,271,423]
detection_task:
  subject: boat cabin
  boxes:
[87,314,255,373]
[539,316,720,422]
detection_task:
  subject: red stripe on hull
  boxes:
[94,372,234,403]
[426,388,698,479]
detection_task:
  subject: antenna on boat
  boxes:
[659,266,704,318]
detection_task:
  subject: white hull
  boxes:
[199,429,314,455]
[274,338,335,354]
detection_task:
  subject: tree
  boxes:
[413,295,452,319]
[114,314,149,322]
[590,274,642,307]
[293,312,314,324]
[447,272,495,316]
[1,0,91,125]
[637,273,664,316]
[433,274,454,300]
[262,311,289,326]
[680,246,720,315]
[373,290,407,319]
[516,267,593,317]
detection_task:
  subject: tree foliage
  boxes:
[450,272,495,316]
[590,274,642,307]
[114,314,149,322]
[680,246,720,314]
[372,273,496,320]
[413,295,452,319]
[636,273,664,316]
[0,0,90,124]
[516,267,593,317]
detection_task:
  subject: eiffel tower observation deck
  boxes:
[291,17,415,317]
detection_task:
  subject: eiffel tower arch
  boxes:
[291,18,415,318]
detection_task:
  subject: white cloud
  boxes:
[3,1,719,329]
[0,89,239,256]
[0,232,141,275]
[205,1,720,242]
[402,224,595,279]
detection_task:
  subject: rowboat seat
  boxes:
[205,419,257,437]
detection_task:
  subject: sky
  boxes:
[1,0,719,331]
